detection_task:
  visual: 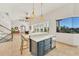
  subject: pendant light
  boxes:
[40,1,45,20]
[25,12,30,19]
[31,1,35,19]
[26,0,35,20]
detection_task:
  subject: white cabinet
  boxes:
[30,22,49,33]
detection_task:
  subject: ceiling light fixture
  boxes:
[40,0,45,21]
[26,0,35,20]
[31,0,35,19]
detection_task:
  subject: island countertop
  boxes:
[21,33,56,42]
[30,34,55,42]
[29,34,56,56]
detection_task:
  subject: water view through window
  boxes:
[56,17,79,33]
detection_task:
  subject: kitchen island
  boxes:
[29,34,56,56]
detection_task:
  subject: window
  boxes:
[56,17,79,33]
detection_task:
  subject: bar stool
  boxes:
[20,33,29,55]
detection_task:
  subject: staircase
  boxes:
[0,24,13,43]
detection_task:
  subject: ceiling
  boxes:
[0,3,67,20]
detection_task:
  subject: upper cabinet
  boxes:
[30,21,49,34]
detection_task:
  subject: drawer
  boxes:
[38,41,44,47]
[44,45,51,50]
[44,41,51,46]
[45,38,52,42]
[38,50,44,56]
[44,48,51,54]
[45,38,52,45]
[38,47,44,56]
[38,41,44,45]
[45,39,50,42]
[44,42,51,46]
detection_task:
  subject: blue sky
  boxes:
[59,17,79,28]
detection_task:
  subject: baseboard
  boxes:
[56,41,78,47]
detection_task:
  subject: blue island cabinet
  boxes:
[29,37,55,56]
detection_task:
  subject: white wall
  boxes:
[72,4,79,46]
[0,12,11,33]
[44,4,79,46]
